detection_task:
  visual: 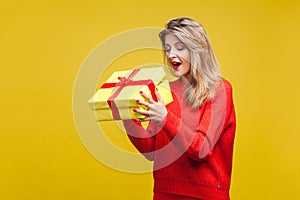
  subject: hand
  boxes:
[133,88,167,123]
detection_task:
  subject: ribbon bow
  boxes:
[116,76,134,86]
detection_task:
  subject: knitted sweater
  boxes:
[123,79,236,200]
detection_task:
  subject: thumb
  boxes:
[155,88,164,103]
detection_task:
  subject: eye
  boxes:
[176,45,185,51]
[164,48,171,53]
[164,44,171,53]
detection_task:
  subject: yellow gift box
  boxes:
[88,67,173,121]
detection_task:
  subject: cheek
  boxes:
[182,56,191,68]
[181,50,191,63]
[165,52,172,60]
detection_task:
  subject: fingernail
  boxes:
[136,99,140,103]
[132,119,141,124]
[133,108,137,112]
[156,88,158,91]
[139,91,143,94]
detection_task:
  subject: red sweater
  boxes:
[123,79,236,200]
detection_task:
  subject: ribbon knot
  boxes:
[117,76,133,86]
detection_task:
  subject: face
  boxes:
[164,34,191,79]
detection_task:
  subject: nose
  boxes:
[166,49,177,59]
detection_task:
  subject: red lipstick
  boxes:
[171,61,181,71]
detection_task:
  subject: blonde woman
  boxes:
[123,17,236,200]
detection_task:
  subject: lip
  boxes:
[170,60,182,71]
[172,64,181,71]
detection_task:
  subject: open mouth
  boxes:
[171,61,182,71]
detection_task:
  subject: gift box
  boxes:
[88,67,173,121]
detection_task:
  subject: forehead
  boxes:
[164,34,182,45]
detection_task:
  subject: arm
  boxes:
[159,80,234,161]
[122,119,156,161]
[122,87,168,161]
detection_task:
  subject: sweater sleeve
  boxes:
[122,119,156,161]
[158,80,234,161]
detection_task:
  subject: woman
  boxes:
[123,17,236,200]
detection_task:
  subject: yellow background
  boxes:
[1,0,300,199]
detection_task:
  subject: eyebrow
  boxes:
[164,41,184,46]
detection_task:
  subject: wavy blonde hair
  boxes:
[159,17,221,109]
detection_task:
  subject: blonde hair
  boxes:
[159,17,221,109]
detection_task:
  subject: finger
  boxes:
[138,116,152,122]
[132,118,142,125]
[139,91,155,104]
[133,108,149,116]
[136,99,152,108]
[155,88,164,103]
[133,118,142,122]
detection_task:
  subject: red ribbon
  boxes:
[100,69,157,120]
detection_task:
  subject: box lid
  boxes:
[88,66,166,110]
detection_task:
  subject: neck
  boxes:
[180,75,191,82]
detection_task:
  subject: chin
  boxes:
[171,70,181,77]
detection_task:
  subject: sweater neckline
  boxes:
[170,78,186,91]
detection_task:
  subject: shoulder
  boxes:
[216,78,233,97]
[220,78,233,91]
[210,78,234,107]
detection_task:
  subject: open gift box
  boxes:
[88,67,173,121]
